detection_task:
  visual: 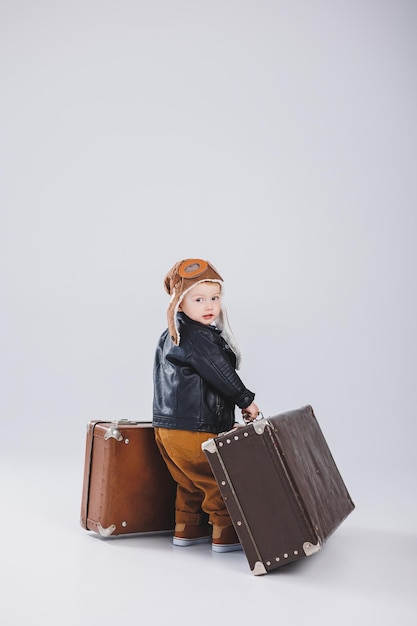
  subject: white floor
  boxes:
[3,455,417,626]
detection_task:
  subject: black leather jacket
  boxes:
[152,313,255,433]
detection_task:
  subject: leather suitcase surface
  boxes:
[202,405,355,575]
[80,420,176,536]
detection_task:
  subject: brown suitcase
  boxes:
[202,405,354,575]
[80,419,176,536]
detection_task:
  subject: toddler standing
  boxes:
[152,258,259,552]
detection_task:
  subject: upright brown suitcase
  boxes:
[202,405,355,575]
[81,420,176,536]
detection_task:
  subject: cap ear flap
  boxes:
[164,273,172,295]
[164,263,182,295]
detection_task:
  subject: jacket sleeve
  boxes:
[188,330,255,409]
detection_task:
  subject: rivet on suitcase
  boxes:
[202,405,355,575]
[81,420,176,536]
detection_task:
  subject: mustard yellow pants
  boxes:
[154,427,232,527]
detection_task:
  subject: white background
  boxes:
[1,1,416,624]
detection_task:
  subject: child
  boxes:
[152,258,259,552]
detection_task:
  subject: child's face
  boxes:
[179,281,222,326]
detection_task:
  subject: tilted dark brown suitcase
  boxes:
[80,420,176,536]
[202,405,355,575]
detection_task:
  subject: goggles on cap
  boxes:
[178,259,209,279]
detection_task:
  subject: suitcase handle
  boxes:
[242,410,264,425]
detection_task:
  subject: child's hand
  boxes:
[241,402,260,423]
